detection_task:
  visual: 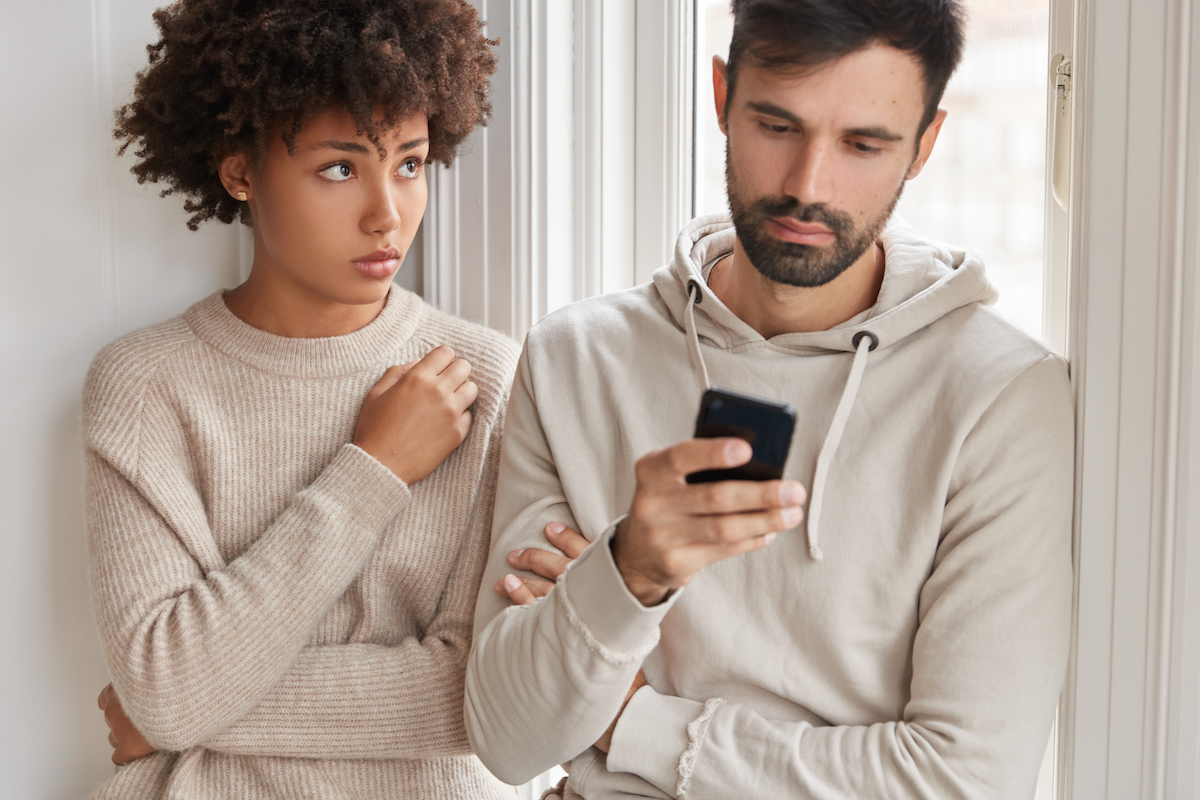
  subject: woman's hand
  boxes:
[494,522,590,605]
[98,684,155,766]
[354,345,478,485]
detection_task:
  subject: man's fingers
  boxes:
[683,479,807,516]
[544,521,590,558]
[508,546,571,581]
[636,438,752,485]
[693,506,803,544]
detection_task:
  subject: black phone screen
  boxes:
[687,387,796,483]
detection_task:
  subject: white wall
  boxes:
[0,1,245,796]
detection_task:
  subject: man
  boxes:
[467,1,1073,797]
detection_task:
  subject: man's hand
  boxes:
[98,684,155,766]
[614,438,806,606]
[494,522,590,604]
[353,346,478,485]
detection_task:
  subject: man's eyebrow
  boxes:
[308,137,429,154]
[746,101,905,142]
[844,126,905,143]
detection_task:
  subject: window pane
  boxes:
[693,0,1050,340]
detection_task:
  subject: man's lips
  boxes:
[352,248,402,278]
[766,217,836,246]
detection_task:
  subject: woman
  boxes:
[85,0,517,796]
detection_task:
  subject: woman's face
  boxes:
[229,106,430,321]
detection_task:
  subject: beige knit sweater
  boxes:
[84,286,518,799]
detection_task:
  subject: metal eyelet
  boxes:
[687,279,703,304]
[852,331,879,351]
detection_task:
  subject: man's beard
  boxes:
[725,141,905,288]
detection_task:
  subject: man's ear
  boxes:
[906,108,948,180]
[218,151,254,201]
[713,56,730,135]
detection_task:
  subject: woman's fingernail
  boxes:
[546,523,565,536]
[504,574,522,591]
[783,507,803,527]
[763,532,778,545]
[509,548,525,560]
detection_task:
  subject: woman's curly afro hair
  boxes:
[115,0,497,229]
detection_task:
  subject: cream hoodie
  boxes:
[467,214,1074,800]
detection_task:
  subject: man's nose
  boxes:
[362,180,402,235]
[781,139,835,207]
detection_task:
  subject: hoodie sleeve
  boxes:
[605,353,1074,800]
[466,348,681,786]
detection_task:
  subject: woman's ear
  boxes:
[218,152,253,202]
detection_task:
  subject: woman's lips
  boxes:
[352,249,402,278]
[766,218,836,246]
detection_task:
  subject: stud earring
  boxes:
[236,191,248,201]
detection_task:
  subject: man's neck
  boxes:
[706,238,885,339]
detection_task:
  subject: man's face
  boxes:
[718,43,939,287]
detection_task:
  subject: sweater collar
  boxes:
[184,284,425,378]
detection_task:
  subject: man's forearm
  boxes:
[465,527,674,785]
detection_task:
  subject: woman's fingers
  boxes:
[496,573,552,606]
[507,546,570,581]
[544,522,590,558]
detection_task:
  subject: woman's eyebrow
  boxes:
[308,137,429,155]
[396,137,429,152]
[309,140,372,154]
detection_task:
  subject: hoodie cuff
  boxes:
[556,520,680,664]
[606,686,709,797]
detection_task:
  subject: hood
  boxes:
[654,213,999,563]
[652,212,999,356]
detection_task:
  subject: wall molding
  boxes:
[1061,0,1200,797]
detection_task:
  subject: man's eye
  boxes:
[319,164,353,181]
[399,158,423,179]
[761,122,792,134]
[851,142,880,155]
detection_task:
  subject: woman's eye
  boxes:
[398,158,423,179]
[319,164,353,181]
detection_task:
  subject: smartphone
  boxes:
[686,387,797,483]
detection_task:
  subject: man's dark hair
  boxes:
[115,0,497,230]
[726,0,966,136]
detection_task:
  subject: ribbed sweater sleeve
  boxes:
[605,354,1074,799]
[201,413,504,759]
[86,439,407,751]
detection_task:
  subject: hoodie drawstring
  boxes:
[685,279,712,391]
[685,275,876,562]
[805,331,877,561]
